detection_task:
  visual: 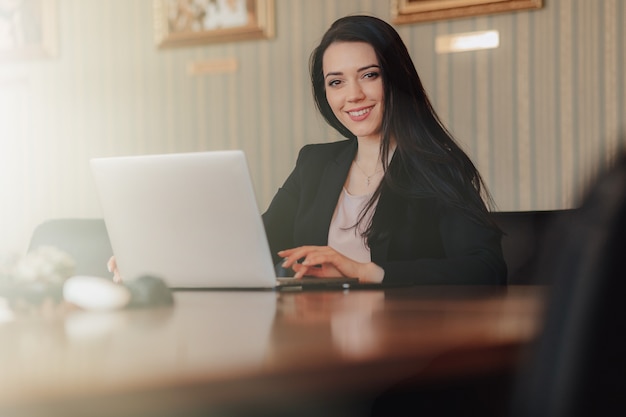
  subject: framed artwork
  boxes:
[154,0,274,48]
[391,0,543,24]
[0,0,58,62]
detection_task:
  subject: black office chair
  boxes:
[490,209,578,285]
[28,218,113,278]
[509,153,626,417]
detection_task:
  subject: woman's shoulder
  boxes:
[299,138,354,152]
[297,139,355,161]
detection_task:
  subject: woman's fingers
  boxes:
[292,263,309,279]
[283,246,349,279]
[301,249,339,266]
[279,246,368,280]
[292,262,340,279]
[279,246,318,268]
[107,256,116,273]
[107,256,122,283]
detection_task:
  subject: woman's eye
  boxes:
[363,72,379,79]
[327,79,341,87]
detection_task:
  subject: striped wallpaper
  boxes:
[0,0,624,256]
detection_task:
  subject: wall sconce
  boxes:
[435,30,500,54]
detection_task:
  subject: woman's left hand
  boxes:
[278,246,384,284]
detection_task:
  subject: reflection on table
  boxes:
[0,286,545,417]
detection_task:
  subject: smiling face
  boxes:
[322,42,384,142]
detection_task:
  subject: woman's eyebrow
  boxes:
[324,71,342,79]
[357,64,380,72]
[324,64,380,79]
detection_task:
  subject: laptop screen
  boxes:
[90,150,277,288]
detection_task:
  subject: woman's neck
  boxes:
[343,137,379,195]
[355,136,382,165]
[356,136,396,165]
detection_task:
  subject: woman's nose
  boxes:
[347,82,365,102]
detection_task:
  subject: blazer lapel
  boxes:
[309,141,357,245]
[369,187,398,263]
[369,152,405,263]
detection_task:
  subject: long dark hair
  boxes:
[309,15,497,240]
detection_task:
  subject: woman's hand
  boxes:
[278,246,384,284]
[107,256,122,283]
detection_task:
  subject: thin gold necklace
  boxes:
[353,160,383,186]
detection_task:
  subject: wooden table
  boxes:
[0,285,546,417]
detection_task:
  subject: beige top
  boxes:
[327,188,378,263]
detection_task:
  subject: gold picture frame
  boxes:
[391,0,543,24]
[0,0,58,62]
[154,0,274,48]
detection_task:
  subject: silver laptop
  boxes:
[90,150,358,290]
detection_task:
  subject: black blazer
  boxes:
[262,139,507,285]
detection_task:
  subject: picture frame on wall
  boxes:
[391,0,543,24]
[154,0,274,48]
[0,0,58,62]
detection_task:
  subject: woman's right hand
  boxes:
[107,256,122,283]
[278,246,384,283]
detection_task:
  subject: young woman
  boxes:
[263,15,506,285]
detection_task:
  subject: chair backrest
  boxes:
[509,153,626,417]
[490,209,578,285]
[28,218,113,278]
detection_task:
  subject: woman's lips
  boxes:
[346,106,373,121]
